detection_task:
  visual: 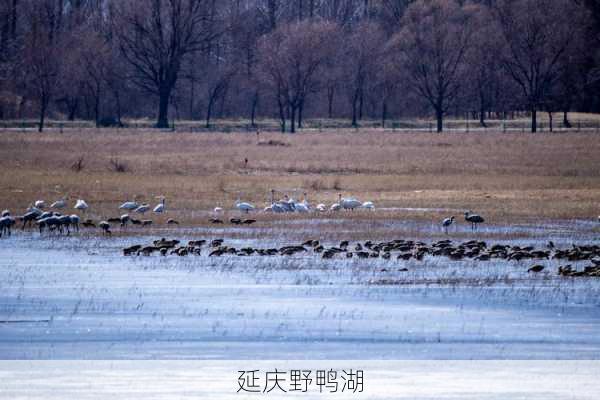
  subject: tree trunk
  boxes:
[563,111,571,128]
[479,103,486,127]
[351,92,359,127]
[156,86,171,128]
[435,108,443,133]
[531,107,537,133]
[114,90,122,126]
[358,91,363,121]
[38,100,47,133]
[327,86,334,119]
[277,96,286,133]
[548,111,553,132]
[206,94,215,128]
[298,99,303,128]
[250,92,258,127]
[94,91,100,128]
[67,99,78,121]
[290,105,296,133]
[381,101,387,128]
[189,80,195,119]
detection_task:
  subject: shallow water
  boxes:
[0,220,599,360]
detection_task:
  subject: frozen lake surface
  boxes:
[1,221,599,360]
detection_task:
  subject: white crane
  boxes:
[34,200,46,209]
[278,195,295,212]
[362,201,375,210]
[153,196,166,213]
[341,196,362,210]
[135,203,150,214]
[236,200,255,213]
[214,207,223,213]
[1,209,9,217]
[74,199,89,212]
[330,194,342,211]
[316,203,326,212]
[119,201,139,211]
[295,192,310,213]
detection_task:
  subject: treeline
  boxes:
[0,0,598,132]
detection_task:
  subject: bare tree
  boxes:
[342,22,384,127]
[465,2,503,127]
[492,0,586,132]
[258,20,339,133]
[21,0,65,132]
[389,0,473,132]
[0,0,596,127]
[115,0,220,128]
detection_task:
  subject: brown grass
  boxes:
[0,128,599,227]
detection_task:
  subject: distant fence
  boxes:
[0,117,599,134]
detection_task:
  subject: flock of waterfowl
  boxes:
[0,191,468,237]
[121,237,600,278]
[0,197,171,237]
[257,192,375,213]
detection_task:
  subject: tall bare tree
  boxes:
[258,20,339,133]
[21,0,65,132]
[390,0,473,132]
[115,0,220,128]
[343,22,384,127]
[492,0,586,132]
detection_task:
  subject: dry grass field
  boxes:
[0,127,599,228]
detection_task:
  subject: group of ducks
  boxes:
[121,236,600,277]
[234,192,375,214]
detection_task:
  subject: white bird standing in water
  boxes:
[236,200,255,213]
[330,194,342,211]
[120,200,138,211]
[153,196,166,213]
[135,203,150,214]
[341,196,362,210]
[295,192,310,213]
[362,201,375,210]
[74,199,89,212]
